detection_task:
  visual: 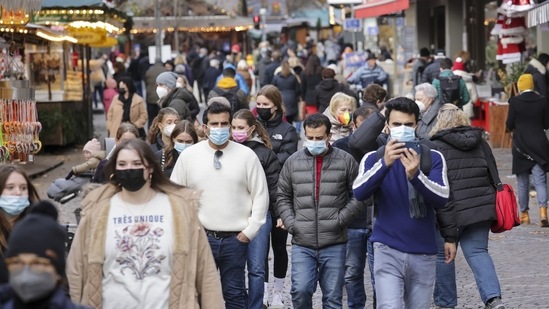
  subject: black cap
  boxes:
[367,53,377,61]
[420,47,430,57]
[6,201,66,276]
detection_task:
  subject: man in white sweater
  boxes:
[171,101,269,309]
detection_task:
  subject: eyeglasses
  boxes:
[213,150,223,170]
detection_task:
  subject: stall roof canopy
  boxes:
[131,16,252,33]
[354,0,409,19]
[41,0,106,8]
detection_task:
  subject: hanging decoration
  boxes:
[0,0,42,25]
[0,99,42,164]
[491,0,535,64]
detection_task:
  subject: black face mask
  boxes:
[119,89,127,96]
[116,168,147,192]
[257,108,273,121]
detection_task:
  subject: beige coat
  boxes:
[67,184,225,309]
[106,93,148,137]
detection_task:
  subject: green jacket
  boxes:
[432,70,470,108]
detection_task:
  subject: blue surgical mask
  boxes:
[390,125,416,142]
[208,127,230,146]
[174,142,192,153]
[304,140,328,156]
[0,196,30,216]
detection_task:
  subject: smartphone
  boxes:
[403,141,421,156]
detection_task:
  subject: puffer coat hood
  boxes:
[431,126,483,151]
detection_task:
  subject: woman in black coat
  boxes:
[272,61,301,123]
[506,74,549,227]
[430,104,504,309]
[256,85,299,165]
[314,68,357,114]
[231,109,281,308]
[301,54,323,115]
[254,85,297,305]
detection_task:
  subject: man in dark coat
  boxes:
[506,73,549,227]
[523,53,549,98]
[421,50,446,84]
[144,61,167,128]
[263,50,282,86]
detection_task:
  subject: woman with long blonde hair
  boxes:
[430,104,505,309]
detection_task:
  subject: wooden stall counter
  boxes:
[471,99,511,148]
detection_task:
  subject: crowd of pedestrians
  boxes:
[6,40,548,309]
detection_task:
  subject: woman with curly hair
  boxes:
[146,107,180,152]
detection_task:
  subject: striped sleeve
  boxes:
[409,149,449,208]
[352,151,389,201]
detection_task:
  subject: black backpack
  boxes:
[212,87,242,115]
[438,75,462,106]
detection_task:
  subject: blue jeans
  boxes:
[344,228,371,309]
[208,235,248,309]
[291,244,346,309]
[373,242,436,309]
[516,164,548,212]
[247,212,272,309]
[434,222,502,306]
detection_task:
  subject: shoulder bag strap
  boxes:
[480,142,503,191]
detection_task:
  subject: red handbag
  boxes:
[481,142,521,233]
[491,184,520,233]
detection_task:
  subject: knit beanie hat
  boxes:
[156,72,178,90]
[83,138,101,153]
[6,201,67,276]
[452,57,466,71]
[517,73,534,92]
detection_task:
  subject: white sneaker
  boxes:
[270,291,284,308]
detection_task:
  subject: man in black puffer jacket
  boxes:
[276,113,363,309]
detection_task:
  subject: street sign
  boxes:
[367,26,379,36]
[344,18,362,31]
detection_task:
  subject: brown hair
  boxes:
[233,110,272,149]
[257,85,286,115]
[164,120,198,168]
[147,107,179,145]
[280,60,291,78]
[105,139,182,192]
[362,84,387,105]
[0,165,40,249]
[116,122,140,141]
[322,68,336,79]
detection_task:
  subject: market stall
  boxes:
[28,0,127,146]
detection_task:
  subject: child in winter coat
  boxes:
[102,78,118,118]
[66,138,105,179]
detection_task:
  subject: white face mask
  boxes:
[163,124,176,137]
[156,86,168,99]
[415,100,426,112]
[175,82,184,88]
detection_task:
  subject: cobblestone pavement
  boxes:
[26,113,549,308]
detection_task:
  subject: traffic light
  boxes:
[253,15,261,30]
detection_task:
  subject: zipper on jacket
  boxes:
[313,157,319,248]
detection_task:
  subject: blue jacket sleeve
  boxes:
[347,66,364,85]
[237,74,250,95]
[408,150,449,209]
[352,151,390,201]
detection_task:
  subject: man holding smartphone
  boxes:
[352,97,452,308]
